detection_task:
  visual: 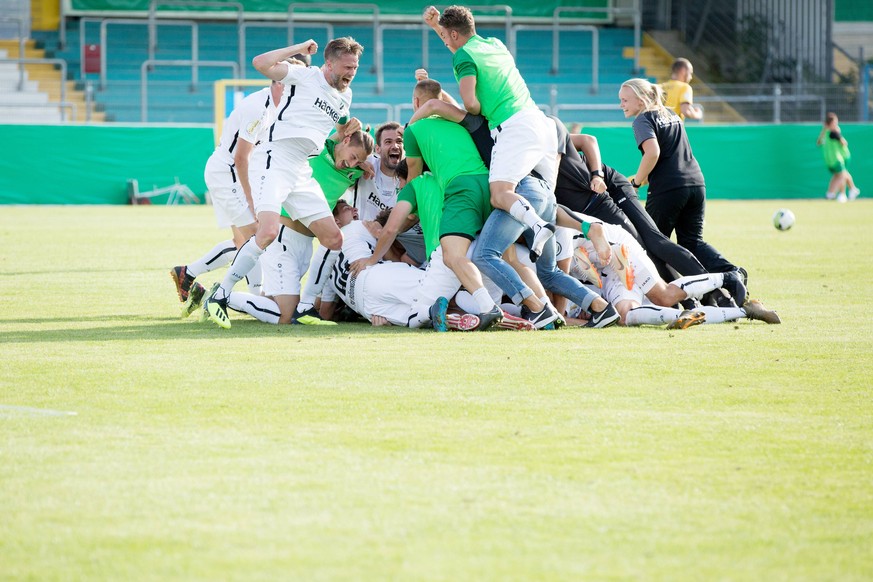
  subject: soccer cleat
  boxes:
[680,297,703,311]
[292,306,338,326]
[203,285,231,329]
[476,305,504,331]
[610,244,635,291]
[180,282,206,319]
[721,270,747,308]
[736,266,749,288]
[849,187,861,200]
[743,299,781,324]
[572,247,603,288]
[529,222,556,263]
[585,303,620,328]
[429,296,449,332]
[666,309,706,330]
[199,283,217,323]
[496,312,536,331]
[446,312,480,331]
[170,265,196,302]
[520,303,559,330]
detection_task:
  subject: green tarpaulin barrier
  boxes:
[1,123,871,204]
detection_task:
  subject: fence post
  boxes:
[773,83,781,124]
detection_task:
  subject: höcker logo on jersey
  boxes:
[313,98,342,122]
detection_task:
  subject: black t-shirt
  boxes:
[549,115,596,209]
[632,110,704,193]
[460,113,494,169]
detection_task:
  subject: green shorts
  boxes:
[439,174,493,240]
[828,160,847,174]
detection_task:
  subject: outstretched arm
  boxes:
[253,40,318,81]
[348,201,414,275]
[409,98,467,125]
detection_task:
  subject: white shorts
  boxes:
[261,225,314,297]
[251,138,332,227]
[602,245,659,306]
[490,108,558,189]
[350,261,425,326]
[407,247,463,315]
[204,154,256,229]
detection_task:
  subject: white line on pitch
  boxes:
[0,405,78,418]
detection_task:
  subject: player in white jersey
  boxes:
[203,37,364,329]
[170,79,285,312]
[559,207,780,328]
[352,121,427,265]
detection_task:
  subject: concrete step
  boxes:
[0,78,39,91]
[0,105,64,122]
[0,91,50,105]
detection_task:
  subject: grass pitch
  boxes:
[1,201,871,580]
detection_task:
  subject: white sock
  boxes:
[509,199,543,229]
[219,236,264,298]
[472,288,497,313]
[246,260,263,295]
[698,306,745,324]
[671,273,724,300]
[187,240,236,277]
[625,305,681,326]
[455,290,478,314]
[227,292,280,324]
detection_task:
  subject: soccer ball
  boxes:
[772,208,795,231]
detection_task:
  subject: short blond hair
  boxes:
[324,37,363,62]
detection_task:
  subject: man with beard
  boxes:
[351,121,427,265]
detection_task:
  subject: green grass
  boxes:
[1,201,871,580]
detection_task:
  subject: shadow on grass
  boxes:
[0,316,408,344]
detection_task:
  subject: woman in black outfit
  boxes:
[618,78,738,276]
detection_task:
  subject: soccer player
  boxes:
[350,121,427,264]
[561,208,778,328]
[662,58,703,121]
[202,37,363,329]
[170,79,285,310]
[817,112,861,202]
[423,5,558,260]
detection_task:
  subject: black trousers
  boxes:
[644,185,736,273]
[557,167,708,278]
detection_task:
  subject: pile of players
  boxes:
[170,5,780,332]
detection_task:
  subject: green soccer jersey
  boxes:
[452,34,536,129]
[403,117,488,192]
[281,139,363,218]
[397,173,444,260]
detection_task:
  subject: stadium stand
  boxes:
[32,16,645,125]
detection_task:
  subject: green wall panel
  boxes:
[68,0,610,19]
[0,125,213,204]
[835,0,873,22]
[594,123,873,200]
[1,123,871,204]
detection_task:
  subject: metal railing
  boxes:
[378,23,430,70]
[90,18,200,90]
[350,102,395,124]
[0,57,71,120]
[511,24,599,93]
[149,0,243,74]
[553,1,641,73]
[141,59,238,121]
[0,17,27,90]
[289,3,382,92]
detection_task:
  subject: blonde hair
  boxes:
[621,78,670,118]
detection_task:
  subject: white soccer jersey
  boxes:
[353,155,400,221]
[271,64,352,147]
[330,220,378,305]
[212,86,278,167]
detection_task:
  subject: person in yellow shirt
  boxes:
[662,58,703,121]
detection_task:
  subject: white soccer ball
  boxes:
[772,208,795,231]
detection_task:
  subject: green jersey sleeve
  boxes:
[452,47,478,80]
[397,182,419,214]
[403,125,421,158]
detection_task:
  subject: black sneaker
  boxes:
[476,306,504,331]
[721,270,747,307]
[585,303,620,328]
[528,222,556,262]
[680,297,703,311]
[520,303,559,330]
[170,265,196,302]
